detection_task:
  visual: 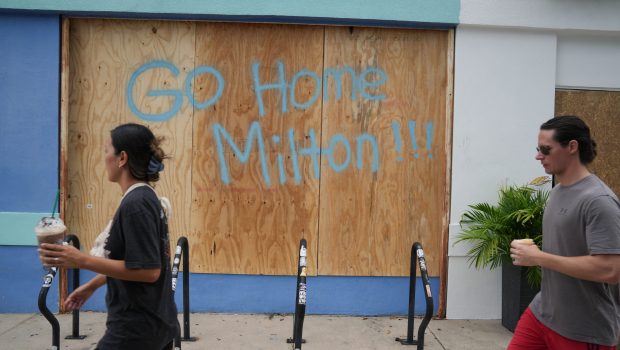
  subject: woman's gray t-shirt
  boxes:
[530,175,620,346]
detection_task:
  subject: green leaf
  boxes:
[455,178,549,288]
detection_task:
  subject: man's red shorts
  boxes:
[507,307,616,350]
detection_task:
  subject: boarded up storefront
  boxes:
[62,19,453,281]
[555,90,620,196]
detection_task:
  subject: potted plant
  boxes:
[456,176,550,332]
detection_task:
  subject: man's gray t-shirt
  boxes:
[530,175,620,346]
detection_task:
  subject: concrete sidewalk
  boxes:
[0,312,513,350]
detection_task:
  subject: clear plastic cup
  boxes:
[35,217,66,246]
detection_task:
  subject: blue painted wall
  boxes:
[0,12,444,315]
[0,247,59,312]
[2,246,438,315]
[0,14,59,213]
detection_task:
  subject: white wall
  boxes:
[449,1,620,319]
[460,0,620,31]
[556,33,620,90]
[448,26,556,319]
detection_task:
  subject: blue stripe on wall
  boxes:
[2,246,439,315]
[0,14,60,212]
[0,0,459,25]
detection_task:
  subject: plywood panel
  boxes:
[319,27,450,276]
[555,90,620,196]
[66,19,452,278]
[66,19,195,252]
[190,23,323,274]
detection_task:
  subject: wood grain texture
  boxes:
[555,90,620,196]
[59,17,71,312]
[318,27,450,276]
[65,19,452,277]
[190,23,322,275]
[437,29,455,318]
[66,19,195,254]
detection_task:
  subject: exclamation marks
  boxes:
[425,122,434,159]
[391,121,403,161]
[407,120,433,159]
[407,120,419,159]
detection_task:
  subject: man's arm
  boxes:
[511,242,620,284]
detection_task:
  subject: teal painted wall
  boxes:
[0,213,49,246]
[0,0,459,26]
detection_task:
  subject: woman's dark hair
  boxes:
[540,115,597,164]
[110,123,167,182]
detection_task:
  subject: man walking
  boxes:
[508,115,620,349]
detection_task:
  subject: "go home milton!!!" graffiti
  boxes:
[126,60,435,186]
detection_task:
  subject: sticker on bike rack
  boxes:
[300,246,307,257]
[416,249,425,258]
[426,285,432,298]
[42,274,54,288]
[175,246,182,254]
[419,258,427,272]
[298,283,307,305]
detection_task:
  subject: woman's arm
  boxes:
[64,274,106,310]
[39,243,160,283]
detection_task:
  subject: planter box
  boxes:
[501,263,540,332]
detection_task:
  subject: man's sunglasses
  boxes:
[536,145,552,155]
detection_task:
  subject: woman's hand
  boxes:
[64,283,96,310]
[63,274,106,310]
[38,243,85,269]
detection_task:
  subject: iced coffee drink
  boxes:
[35,217,66,246]
[513,238,534,245]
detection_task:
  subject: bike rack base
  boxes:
[395,337,419,345]
[286,338,306,344]
[65,335,87,340]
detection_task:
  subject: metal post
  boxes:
[38,267,60,350]
[287,239,307,348]
[179,237,194,342]
[396,242,434,349]
[171,236,196,350]
[64,234,86,340]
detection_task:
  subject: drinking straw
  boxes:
[51,190,59,218]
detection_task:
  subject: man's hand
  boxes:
[510,240,541,266]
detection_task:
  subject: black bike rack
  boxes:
[64,234,86,340]
[395,242,434,349]
[38,266,60,350]
[286,239,307,349]
[171,236,196,349]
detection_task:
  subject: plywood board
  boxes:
[189,23,323,274]
[555,90,620,196]
[66,19,195,253]
[65,19,451,277]
[318,27,450,276]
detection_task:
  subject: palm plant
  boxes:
[456,176,550,288]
